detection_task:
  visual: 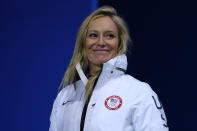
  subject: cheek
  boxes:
[115,43,119,51]
[85,41,90,53]
[111,41,119,55]
[85,40,93,59]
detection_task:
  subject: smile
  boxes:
[93,50,110,55]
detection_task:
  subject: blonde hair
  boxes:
[59,6,131,98]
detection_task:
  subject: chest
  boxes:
[57,80,135,131]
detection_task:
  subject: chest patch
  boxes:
[104,95,122,110]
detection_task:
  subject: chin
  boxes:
[89,55,115,66]
[96,58,111,65]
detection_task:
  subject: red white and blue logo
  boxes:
[105,95,122,110]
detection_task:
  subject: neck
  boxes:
[89,63,102,76]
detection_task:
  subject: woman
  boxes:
[49,6,168,131]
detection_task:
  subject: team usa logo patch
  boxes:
[105,95,122,110]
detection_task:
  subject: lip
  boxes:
[93,49,109,51]
[93,50,109,55]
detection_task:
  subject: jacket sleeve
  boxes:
[49,91,62,131]
[132,83,169,131]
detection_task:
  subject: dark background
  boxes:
[1,0,196,130]
[1,0,96,130]
[99,0,197,130]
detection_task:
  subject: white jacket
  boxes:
[49,54,169,131]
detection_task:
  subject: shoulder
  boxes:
[116,74,160,105]
[119,74,153,94]
[55,80,84,105]
[54,83,74,105]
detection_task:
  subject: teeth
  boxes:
[94,50,109,55]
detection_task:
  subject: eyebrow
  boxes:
[87,30,98,33]
[88,30,117,33]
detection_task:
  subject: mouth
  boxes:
[93,49,109,55]
[93,49,109,51]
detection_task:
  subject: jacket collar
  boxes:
[76,54,128,86]
[103,54,127,72]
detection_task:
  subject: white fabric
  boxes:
[49,54,169,131]
[76,63,88,86]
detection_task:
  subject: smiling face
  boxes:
[85,16,119,69]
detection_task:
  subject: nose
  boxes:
[97,35,105,46]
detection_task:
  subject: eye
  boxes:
[88,33,98,38]
[105,34,115,39]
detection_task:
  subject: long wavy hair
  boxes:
[59,6,131,98]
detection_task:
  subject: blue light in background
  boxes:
[91,0,98,11]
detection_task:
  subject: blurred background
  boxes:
[1,0,196,130]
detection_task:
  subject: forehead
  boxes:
[88,16,118,32]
